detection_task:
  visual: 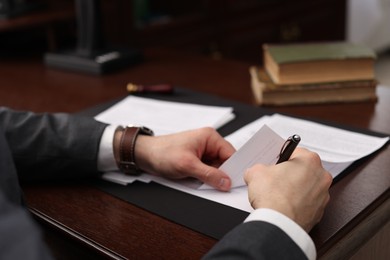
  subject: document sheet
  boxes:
[94,96,235,136]
[224,114,389,180]
[97,97,389,212]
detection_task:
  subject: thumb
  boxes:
[189,164,231,192]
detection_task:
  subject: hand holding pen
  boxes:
[276,134,301,164]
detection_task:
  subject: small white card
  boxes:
[200,125,285,189]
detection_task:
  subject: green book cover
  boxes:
[264,42,376,64]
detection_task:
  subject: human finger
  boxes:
[188,163,231,191]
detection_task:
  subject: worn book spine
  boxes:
[262,42,376,85]
[249,66,378,106]
[255,67,376,90]
[263,42,376,64]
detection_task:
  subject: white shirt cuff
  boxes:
[97,125,119,172]
[245,208,316,260]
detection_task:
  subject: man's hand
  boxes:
[244,148,332,232]
[135,127,235,191]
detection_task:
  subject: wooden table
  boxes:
[0,48,389,259]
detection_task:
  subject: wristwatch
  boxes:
[118,125,154,175]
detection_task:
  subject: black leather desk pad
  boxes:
[86,87,389,240]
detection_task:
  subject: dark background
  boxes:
[0,0,346,63]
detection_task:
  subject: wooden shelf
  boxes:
[0,7,74,32]
[0,0,346,63]
[101,0,346,63]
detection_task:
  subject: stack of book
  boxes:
[250,42,378,106]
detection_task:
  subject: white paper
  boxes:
[102,113,389,213]
[102,171,152,186]
[199,125,285,189]
[149,175,253,212]
[265,114,388,163]
[223,114,389,178]
[94,96,235,136]
[224,116,272,150]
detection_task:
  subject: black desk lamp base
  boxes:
[45,0,142,75]
[0,2,45,19]
[44,48,142,74]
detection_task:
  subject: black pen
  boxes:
[276,134,301,164]
[127,83,174,94]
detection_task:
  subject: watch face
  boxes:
[126,125,153,136]
[140,126,154,136]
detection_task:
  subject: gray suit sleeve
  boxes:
[203,221,308,260]
[0,107,108,181]
[0,191,54,260]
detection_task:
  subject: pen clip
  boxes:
[278,136,293,158]
[277,134,301,161]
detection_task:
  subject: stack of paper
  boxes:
[224,114,389,181]
[95,96,235,136]
[94,95,235,186]
[99,109,389,213]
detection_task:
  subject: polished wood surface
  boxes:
[0,48,389,259]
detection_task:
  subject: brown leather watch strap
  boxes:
[118,126,153,175]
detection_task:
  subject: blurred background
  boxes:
[0,0,389,85]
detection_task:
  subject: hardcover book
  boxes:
[250,66,377,106]
[263,42,376,85]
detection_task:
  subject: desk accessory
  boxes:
[0,0,45,19]
[127,83,174,94]
[45,0,141,74]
